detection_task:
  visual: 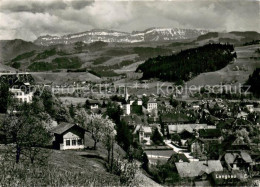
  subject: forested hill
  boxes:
[246,68,260,97]
[136,43,236,82]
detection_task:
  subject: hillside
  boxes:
[0,39,43,62]
[195,31,260,46]
[187,44,260,87]
[136,43,236,82]
[1,30,259,84]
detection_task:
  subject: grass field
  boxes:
[31,71,101,84]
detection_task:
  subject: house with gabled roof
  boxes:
[50,122,86,150]
[176,160,223,179]
[222,151,253,172]
[133,125,152,145]
[120,114,143,128]
[167,124,209,135]
[198,128,223,143]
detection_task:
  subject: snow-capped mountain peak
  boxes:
[34,28,208,46]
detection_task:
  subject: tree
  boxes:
[75,108,90,127]
[69,103,75,118]
[75,109,117,166]
[106,102,123,124]
[116,121,132,151]
[150,162,179,184]
[151,128,164,145]
[171,133,181,144]
[0,83,12,113]
[141,153,149,171]
[2,103,51,164]
[170,98,179,107]
[88,114,105,150]
[235,128,251,144]
[101,117,116,171]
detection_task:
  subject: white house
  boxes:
[51,123,86,150]
[9,88,33,103]
[147,98,157,113]
[137,99,143,106]
[134,125,152,145]
[88,100,99,110]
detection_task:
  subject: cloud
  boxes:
[0,0,94,13]
[0,0,259,41]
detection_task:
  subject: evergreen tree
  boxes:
[151,128,164,145]
[69,103,75,118]
[141,152,149,171]
[116,121,132,151]
[0,83,11,113]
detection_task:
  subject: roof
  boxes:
[198,129,221,138]
[176,160,223,178]
[194,180,211,187]
[50,123,85,135]
[168,124,208,134]
[120,114,143,126]
[161,113,192,124]
[133,125,152,134]
[237,112,248,118]
[87,99,100,104]
[224,151,252,164]
[140,126,152,134]
[148,98,156,103]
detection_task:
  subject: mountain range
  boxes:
[34,28,208,46]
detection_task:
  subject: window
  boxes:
[72,140,76,146]
[66,140,70,146]
[77,139,82,145]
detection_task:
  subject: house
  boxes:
[175,160,223,179]
[245,105,254,113]
[189,138,205,157]
[230,137,251,150]
[51,123,86,150]
[86,99,99,109]
[9,87,34,103]
[145,149,174,165]
[198,129,222,143]
[211,170,247,186]
[147,98,157,113]
[192,105,200,110]
[167,124,209,135]
[236,111,248,120]
[139,126,152,145]
[223,151,253,172]
[161,113,192,126]
[120,114,143,128]
[133,125,152,145]
[137,98,143,106]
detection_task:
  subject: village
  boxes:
[1,71,260,186]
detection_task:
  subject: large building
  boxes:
[0,72,34,103]
[10,87,34,103]
[147,98,157,113]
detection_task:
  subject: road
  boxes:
[164,140,199,162]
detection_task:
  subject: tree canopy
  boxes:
[136,43,236,82]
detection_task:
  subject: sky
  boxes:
[0,0,259,41]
